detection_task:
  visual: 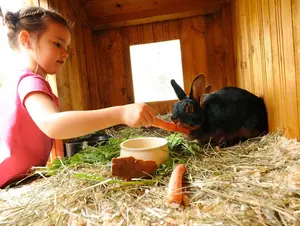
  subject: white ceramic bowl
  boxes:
[120,137,169,166]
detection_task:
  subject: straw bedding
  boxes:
[0,124,300,226]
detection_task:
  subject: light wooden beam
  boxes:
[92,8,222,31]
[83,0,228,31]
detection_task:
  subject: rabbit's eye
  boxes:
[185,103,194,113]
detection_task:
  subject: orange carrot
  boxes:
[182,194,190,206]
[167,164,187,205]
[47,139,64,166]
[153,117,190,134]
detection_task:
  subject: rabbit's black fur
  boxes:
[170,74,268,147]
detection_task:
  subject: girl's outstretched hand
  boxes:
[121,103,156,128]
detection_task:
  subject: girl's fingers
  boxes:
[141,105,156,127]
[141,111,153,127]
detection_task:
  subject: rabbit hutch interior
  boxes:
[0,0,300,225]
[41,0,299,159]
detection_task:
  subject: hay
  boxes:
[1,126,300,226]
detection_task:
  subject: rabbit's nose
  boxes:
[173,119,179,124]
[171,115,178,122]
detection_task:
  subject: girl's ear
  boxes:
[189,73,206,102]
[19,30,33,49]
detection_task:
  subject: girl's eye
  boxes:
[54,42,62,48]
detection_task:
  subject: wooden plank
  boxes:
[205,14,216,87]
[279,0,299,138]
[244,0,256,93]
[268,0,285,133]
[58,57,71,111]
[179,16,209,92]
[260,0,276,132]
[231,0,244,87]
[119,27,135,104]
[95,29,131,107]
[141,23,155,44]
[108,29,129,106]
[206,12,227,90]
[94,34,107,108]
[221,4,236,87]
[248,0,264,96]
[126,25,141,103]
[92,9,222,31]
[152,21,165,42]
[294,0,300,137]
[83,26,98,109]
[236,0,252,90]
[166,19,180,41]
[83,0,224,17]
[205,6,236,91]
[214,12,226,89]
[85,0,225,30]
[94,31,115,107]
[74,23,91,110]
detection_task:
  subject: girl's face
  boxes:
[31,21,71,76]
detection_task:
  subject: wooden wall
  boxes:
[232,0,300,139]
[91,5,236,114]
[42,0,94,111]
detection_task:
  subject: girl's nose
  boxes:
[61,48,69,59]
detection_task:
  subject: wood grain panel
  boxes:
[260,0,276,132]
[205,12,227,90]
[80,0,226,30]
[248,0,263,96]
[222,4,236,87]
[280,0,299,138]
[94,29,130,107]
[232,0,300,139]
[83,26,100,110]
[179,17,209,92]
[294,0,300,138]
[203,6,236,91]
[82,0,224,17]
[269,0,285,132]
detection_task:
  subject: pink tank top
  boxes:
[0,69,59,188]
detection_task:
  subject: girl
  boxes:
[0,6,157,188]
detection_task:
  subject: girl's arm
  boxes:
[24,92,156,139]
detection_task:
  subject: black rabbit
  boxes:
[170,73,268,147]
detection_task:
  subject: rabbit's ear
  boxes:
[189,73,206,102]
[200,84,212,107]
[171,79,187,100]
[205,84,212,94]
